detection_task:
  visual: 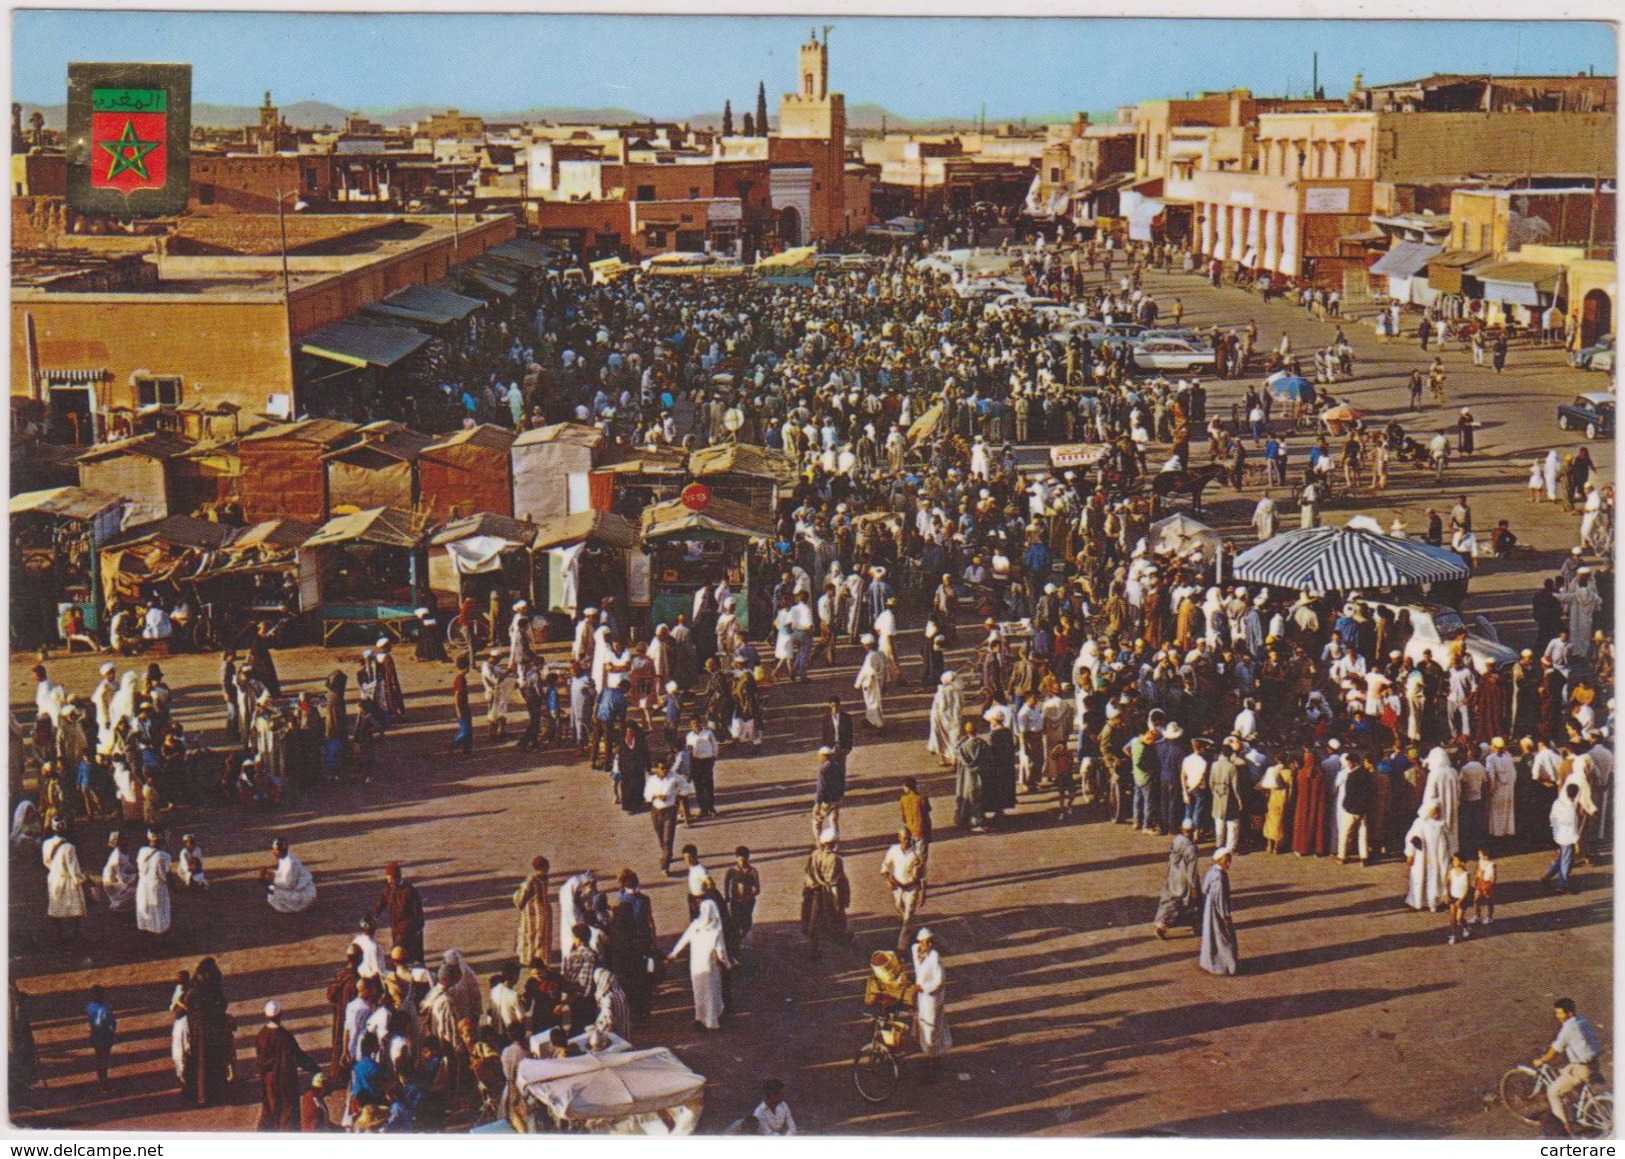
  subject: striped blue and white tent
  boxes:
[1232,526,1468,595]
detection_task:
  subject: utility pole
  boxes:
[276,159,296,416]
[450,159,460,259]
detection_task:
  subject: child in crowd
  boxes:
[1470,848,1497,927]
[1446,853,1472,945]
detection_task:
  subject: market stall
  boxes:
[594,446,692,524]
[641,493,774,631]
[419,423,516,522]
[426,512,538,610]
[322,421,434,514]
[9,486,126,648]
[98,515,237,625]
[528,509,640,626]
[192,520,316,647]
[512,422,607,523]
[687,442,795,519]
[514,1047,705,1135]
[234,418,360,523]
[76,431,195,525]
[298,507,425,645]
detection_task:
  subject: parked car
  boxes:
[1365,600,1518,671]
[1557,392,1615,439]
[1569,335,1615,373]
[1138,328,1211,346]
[1131,338,1218,372]
[839,254,879,271]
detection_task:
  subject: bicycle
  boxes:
[1500,1060,1613,1138]
[852,1006,912,1103]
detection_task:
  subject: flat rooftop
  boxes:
[12,213,513,303]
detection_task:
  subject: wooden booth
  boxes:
[640,494,774,631]
[98,516,238,650]
[593,446,691,526]
[323,421,434,515]
[298,507,426,646]
[235,419,359,523]
[512,422,606,523]
[9,486,125,647]
[192,519,317,648]
[419,424,516,523]
[528,510,640,628]
[426,512,538,613]
[76,431,196,525]
[687,443,796,519]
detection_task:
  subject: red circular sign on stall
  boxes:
[680,482,713,512]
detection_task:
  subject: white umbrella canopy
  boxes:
[1150,512,1222,556]
[517,1047,706,1126]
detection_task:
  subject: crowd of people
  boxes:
[10,232,1613,1135]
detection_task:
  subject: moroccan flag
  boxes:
[90,88,168,194]
[67,62,190,217]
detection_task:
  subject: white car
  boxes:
[1131,338,1217,372]
[1365,600,1518,671]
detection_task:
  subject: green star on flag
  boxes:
[98,119,161,182]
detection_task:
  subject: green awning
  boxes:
[361,284,484,327]
[299,320,431,369]
[486,238,557,269]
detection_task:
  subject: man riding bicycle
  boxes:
[1534,997,1602,1135]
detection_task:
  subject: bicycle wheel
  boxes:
[852,1043,900,1103]
[1500,1066,1545,1126]
[1575,1092,1613,1139]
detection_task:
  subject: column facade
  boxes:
[1263,209,1281,275]
[1279,212,1300,277]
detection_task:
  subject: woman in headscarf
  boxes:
[666,890,731,1031]
[513,856,551,967]
[614,722,651,813]
[441,949,484,1029]
[927,672,963,768]
[101,830,137,913]
[919,611,948,688]
[183,957,234,1107]
[109,672,141,735]
[1290,742,1330,856]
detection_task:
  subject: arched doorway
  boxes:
[779,206,802,247]
[1580,289,1613,349]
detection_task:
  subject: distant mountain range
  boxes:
[17,97,1092,135]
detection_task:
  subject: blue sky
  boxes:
[11,12,1618,120]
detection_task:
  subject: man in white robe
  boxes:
[266,838,317,913]
[855,636,888,730]
[1485,738,1518,840]
[136,830,173,935]
[1557,574,1603,659]
[558,870,595,962]
[1404,805,1450,911]
[926,672,963,766]
[1420,747,1461,858]
[911,928,952,1076]
[101,832,137,912]
[42,821,87,943]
